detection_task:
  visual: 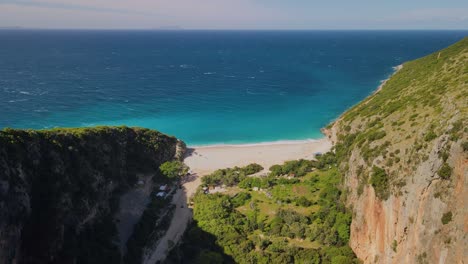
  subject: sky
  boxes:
[0,0,467,29]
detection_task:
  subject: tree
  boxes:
[159,161,188,180]
[269,165,283,176]
[195,250,223,264]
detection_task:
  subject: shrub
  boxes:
[391,240,397,252]
[424,130,437,142]
[159,161,188,179]
[370,166,389,200]
[438,163,452,179]
[295,196,312,207]
[242,163,264,175]
[269,165,283,176]
[441,212,452,225]
[231,192,251,207]
[462,141,468,152]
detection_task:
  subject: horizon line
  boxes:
[1,27,468,31]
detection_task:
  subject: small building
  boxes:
[253,187,259,191]
[137,180,145,185]
[156,192,165,197]
[159,184,168,191]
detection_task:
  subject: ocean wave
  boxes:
[203,72,216,75]
[33,108,49,112]
[179,64,194,69]
[8,99,29,103]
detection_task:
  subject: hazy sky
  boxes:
[1,0,467,29]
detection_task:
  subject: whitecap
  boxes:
[203,72,216,75]
[8,99,29,103]
[246,89,259,95]
[19,91,31,95]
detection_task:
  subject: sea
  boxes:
[0,30,466,145]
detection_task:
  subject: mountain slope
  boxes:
[328,37,467,263]
[0,127,183,264]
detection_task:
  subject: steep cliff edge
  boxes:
[0,126,183,264]
[328,38,467,263]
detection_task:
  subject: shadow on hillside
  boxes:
[184,148,196,158]
[163,220,235,264]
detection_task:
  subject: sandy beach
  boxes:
[185,138,332,176]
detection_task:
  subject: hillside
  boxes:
[0,127,184,264]
[328,37,467,263]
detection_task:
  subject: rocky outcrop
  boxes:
[330,38,467,263]
[0,127,181,264]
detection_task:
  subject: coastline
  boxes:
[322,64,404,143]
[146,64,404,261]
[184,64,404,175]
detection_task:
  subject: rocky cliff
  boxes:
[328,38,467,263]
[0,126,183,264]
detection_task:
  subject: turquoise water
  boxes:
[1,30,466,145]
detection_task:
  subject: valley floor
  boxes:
[145,138,332,262]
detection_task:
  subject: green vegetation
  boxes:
[462,141,468,152]
[269,159,315,177]
[201,163,264,187]
[441,212,453,225]
[160,160,189,179]
[424,130,437,142]
[370,166,390,200]
[269,153,337,177]
[169,154,359,263]
[438,163,452,180]
[391,240,398,253]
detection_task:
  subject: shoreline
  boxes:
[322,64,403,143]
[188,137,324,148]
[184,64,404,172]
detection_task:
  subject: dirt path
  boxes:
[142,173,201,264]
[116,175,154,253]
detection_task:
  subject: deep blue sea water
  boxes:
[0,30,466,145]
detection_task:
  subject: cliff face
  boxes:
[0,127,182,264]
[329,38,467,263]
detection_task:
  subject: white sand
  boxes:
[184,138,332,176]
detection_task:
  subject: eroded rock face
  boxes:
[329,38,467,263]
[0,127,180,264]
[344,139,466,264]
